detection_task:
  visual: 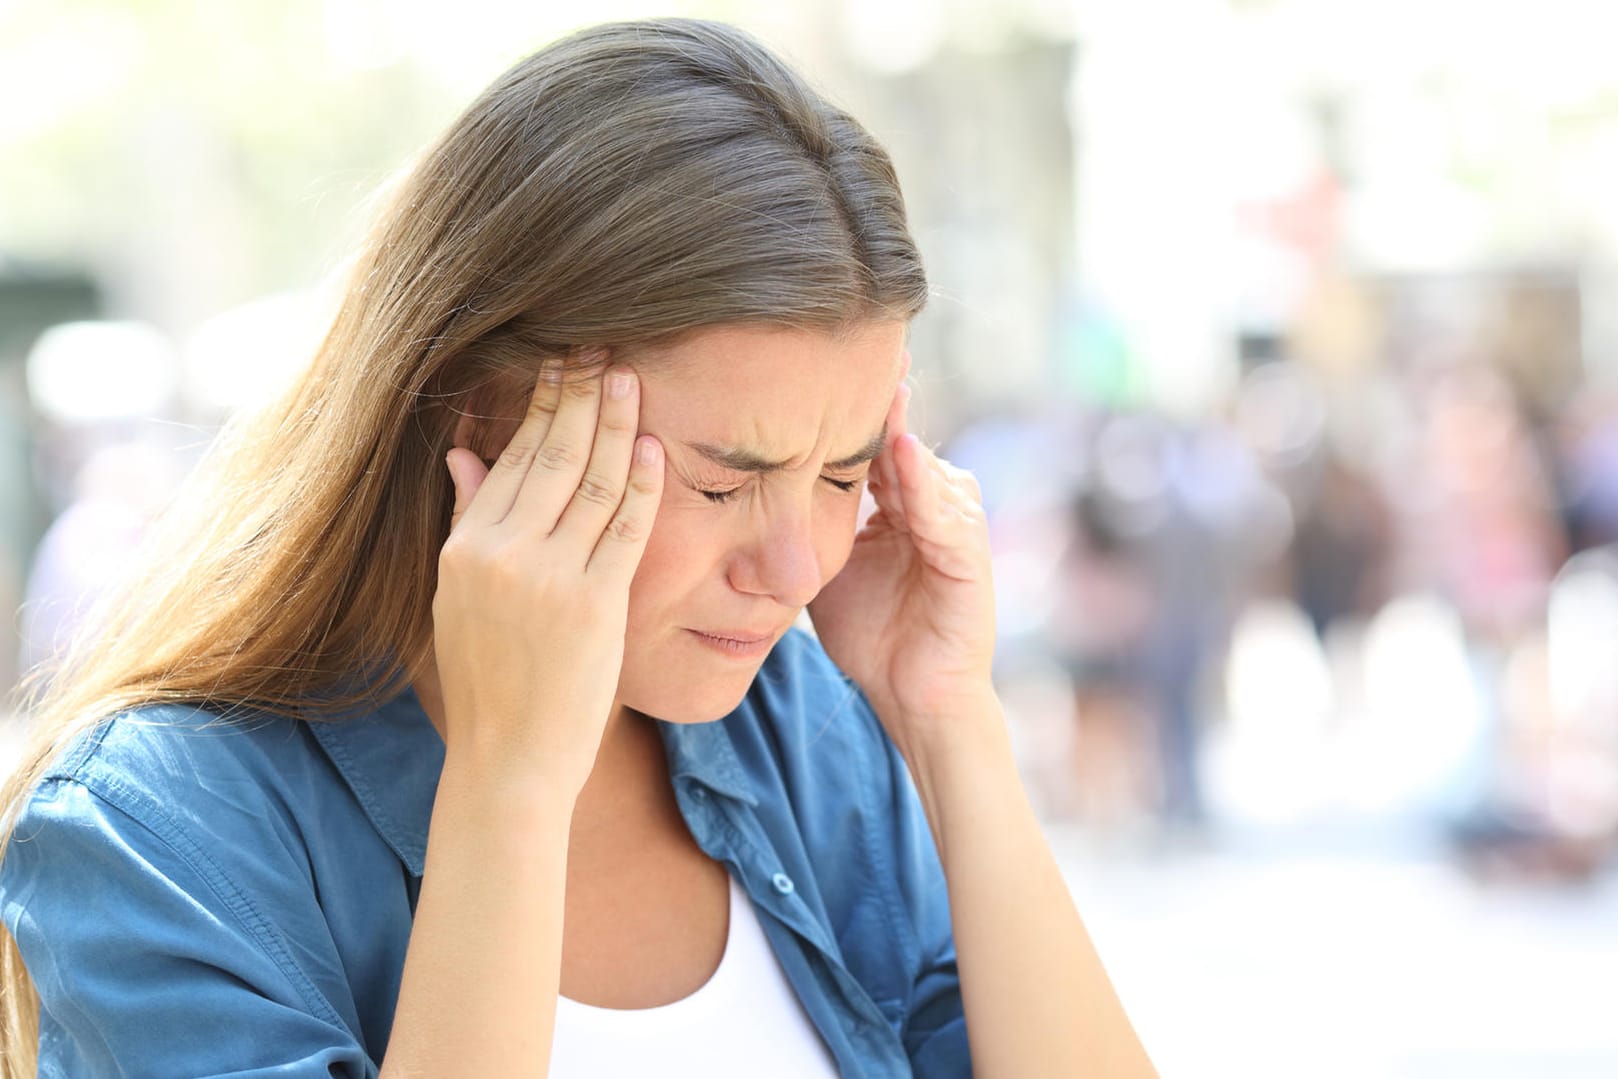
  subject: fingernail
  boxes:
[608,368,633,399]
[540,358,562,383]
[636,437,660,465]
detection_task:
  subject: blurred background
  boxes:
[4,0,1617,1075]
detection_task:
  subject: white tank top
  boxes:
[548,873,842,1078]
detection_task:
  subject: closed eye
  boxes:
[699,476,862,504]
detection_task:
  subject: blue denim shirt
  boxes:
[1,629,970,1077]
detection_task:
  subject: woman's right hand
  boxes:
[431,352,664,801]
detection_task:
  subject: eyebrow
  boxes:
[685,424,889,474]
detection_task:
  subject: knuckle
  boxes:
[534,442,580,472]
[559,375,599,402]
[574,472,621,508]
[605,514,645,544]
[496,438,538,472]
[627,469,662,496]
[525,378,560,409]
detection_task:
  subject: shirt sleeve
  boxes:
[878,718,973,1078]
[1,774,376,1079]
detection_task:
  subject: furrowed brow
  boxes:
[827,425,889,470]
[686,423,888,474]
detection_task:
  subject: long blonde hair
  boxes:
[0,17,927,1071]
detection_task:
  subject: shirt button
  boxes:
[691,786,707,801]
[771,872,795,895]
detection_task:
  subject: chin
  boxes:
[622,674,756,726]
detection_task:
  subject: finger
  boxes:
[896,432,954,539]
[458,356,565,529]
[938,458,985,511]
[870,382,912,528]
[587,435,665,580]
[892,379,914,458]
[935,470,988,532]
[510,356,609,530]
[445,447,489,534]
[896,435,983,552]
[552,365,641,552]
[867,450,908,534]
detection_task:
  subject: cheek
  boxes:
[624,503,718,621]
[625,514,679,614]
[816,498,865,580]
[624,489,867,619]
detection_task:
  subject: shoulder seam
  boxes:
[44,717,116,781]
[54,772,347,1030]
[45,704,253,782]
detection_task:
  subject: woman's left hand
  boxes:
[808,352,998,755]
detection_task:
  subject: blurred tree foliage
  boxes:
[0,0,553,320]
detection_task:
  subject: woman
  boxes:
[0,18,1155,1078]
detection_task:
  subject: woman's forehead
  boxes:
[634,322,903,460]
[636,322,902,392]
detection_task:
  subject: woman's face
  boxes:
[618,320,907,724]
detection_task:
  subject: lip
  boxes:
[694,629,774,643]
[686,628,779,658]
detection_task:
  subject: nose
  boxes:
[728,503,825,610]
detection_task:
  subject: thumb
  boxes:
[445,448,488,533]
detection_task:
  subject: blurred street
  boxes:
[1057,823,1618,1079]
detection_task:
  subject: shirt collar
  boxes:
[307,681,761,877]
[306,684,444,878]
[656,708,761,808]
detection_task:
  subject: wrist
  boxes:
[870,684,1007,765]
[437,747,584,823]
[879,690,1021,862]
